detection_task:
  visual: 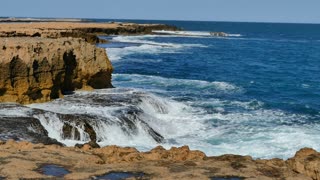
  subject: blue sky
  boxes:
[1,0,320,23]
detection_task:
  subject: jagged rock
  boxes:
[0,141,320,179]
[75,141,100,150]
[93,145,206,163]
[287,148,320,180]
[0,37,113,104]
[0,113,63,146]
[0,141,319,179]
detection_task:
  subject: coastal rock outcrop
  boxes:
[0,22,180,104]
[0,37,113,104]
[287,148,320,180]
[0,104,63,145]
[0,22,179,44]
[0,141,319,179]
[93,145,206,163]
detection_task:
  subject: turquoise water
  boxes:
[98,21,320,158]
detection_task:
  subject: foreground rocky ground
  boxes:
[0,140,319,179]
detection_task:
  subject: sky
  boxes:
[1,0,320,24]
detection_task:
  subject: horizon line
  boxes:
[1,16,320,25]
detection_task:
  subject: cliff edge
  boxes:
[0,37,113,104]
[0,22,178,104]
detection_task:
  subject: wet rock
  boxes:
[0,115,62,145]
[55,114,98,142]
[62,123,81,140]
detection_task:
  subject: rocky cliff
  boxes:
[0,37,113,104]
[0,22,179,104]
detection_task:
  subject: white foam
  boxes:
[137,93,209,139]
[27,88,209,149]
[23,87,320,159]
[107,35,207,61]
[196,109,320,158]
[152,30,242,37]
[112,35,207,47]
[113,73,243,93]
[107,44,179,61]
[153,30,211,37]
[0,104,31,117]
[227,34,242,37]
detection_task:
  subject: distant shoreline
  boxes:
[0,17,86,23]
[1,17,320,25]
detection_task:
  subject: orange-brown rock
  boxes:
[0,140,319,179]
[287,148,320,180]
[93,145,206,163]
[0,22,179,104]
[0,37,113,104]
[0,22,179,44]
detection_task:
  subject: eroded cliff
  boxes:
[0,22,180,104]
[0,37,113,104]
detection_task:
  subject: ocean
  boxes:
[3,20,320,159]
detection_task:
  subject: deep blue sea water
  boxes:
[97,20,320,158]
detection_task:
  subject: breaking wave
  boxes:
[106,35,208,61]
[0,86,319,159]
[152,30,242,37]
[113,73,243,94]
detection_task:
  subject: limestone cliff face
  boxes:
[0,37,113,104]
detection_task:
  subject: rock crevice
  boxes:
[0,37,113,104]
